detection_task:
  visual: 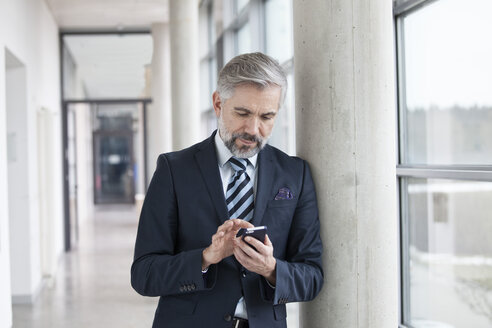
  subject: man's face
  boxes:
[213,84,281,158]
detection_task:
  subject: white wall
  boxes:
[0,0,62,324]
[5,52,38,302]
[37,2,64,267]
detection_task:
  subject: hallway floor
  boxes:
[13,205,157,328]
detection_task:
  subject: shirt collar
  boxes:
[214,131,258,168]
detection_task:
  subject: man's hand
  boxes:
[233,234,277,285]
[202,219,253,270]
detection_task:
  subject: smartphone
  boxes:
[236,226,267,243]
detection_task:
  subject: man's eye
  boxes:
[262,116,273,120]
[238,113,248,117]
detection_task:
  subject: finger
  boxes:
[217,220,233,233]
[233,246,250,267]
[237,238,261,259]
[243,237,269,256]
[265,234,272,246]
[232,219,254,229]
[224,229,239,241]
[244,236,265,251]
[212,231,225,243]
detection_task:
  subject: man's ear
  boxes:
[212,91,222,118]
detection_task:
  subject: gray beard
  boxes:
[217,115,268,158]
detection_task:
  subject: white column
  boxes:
[0,43,14,328]
[148,23,172,181]
[169,0,200,150]
[293,0,398,327]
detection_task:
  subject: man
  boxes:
[131,52,323,328]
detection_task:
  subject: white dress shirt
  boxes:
[214,132,258,319]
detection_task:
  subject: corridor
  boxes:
[12,206,157,328]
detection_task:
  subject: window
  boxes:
[264,0,293,64]
[396,0,492,327]
[235,0,249,15]
[198,0,296,155]
[263,0,295,155]
[235,22,251,54]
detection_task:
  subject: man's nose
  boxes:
[244,117,259,136]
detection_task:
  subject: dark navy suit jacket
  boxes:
[131,131,323,328]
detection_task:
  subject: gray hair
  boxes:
[216,52,287,109]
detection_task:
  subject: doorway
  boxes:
[60,31,153,251]
[62,99,149,249]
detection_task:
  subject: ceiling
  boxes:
[45,0,169,30]
[64,34,153,99]
[47,0,166,99]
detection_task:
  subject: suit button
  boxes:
[224,314,232,322]
[242,272,246,278]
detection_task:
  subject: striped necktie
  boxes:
[226,157,254,221]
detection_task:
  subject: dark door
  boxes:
[93,130,135,204]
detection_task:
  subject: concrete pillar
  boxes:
[148,23,172,181]
[293,1,398,327]
[169,0,200,150]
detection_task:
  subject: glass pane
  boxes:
[236,0,249,14]
[236,22,251,55]
[401,0,492,165]
[268,74,295,155]
[93,104,138,204]
[63,34,153,100]
[200,60,211,111]
[265,0,293,64]
[402,178,492,327]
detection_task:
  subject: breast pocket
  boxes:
[266,199,297,209]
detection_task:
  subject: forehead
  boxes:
[225,84,281,112]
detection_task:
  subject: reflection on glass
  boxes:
[401,0,492,165]
[403,178,492,328]
[265,0,293,64]
[236,23,251,55]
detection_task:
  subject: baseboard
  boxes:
[11,279,43,304]
[11,294,34,304]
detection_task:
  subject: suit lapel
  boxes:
[195,132,229,225]
[251,146,275,227]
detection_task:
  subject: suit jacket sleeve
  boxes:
[131,154,217,297]
[259,160,324,305]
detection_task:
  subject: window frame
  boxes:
[394,0,492,327]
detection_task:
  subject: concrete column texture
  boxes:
[169,0,200,150]
[293,0,398,327]
[148,23,172,180]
